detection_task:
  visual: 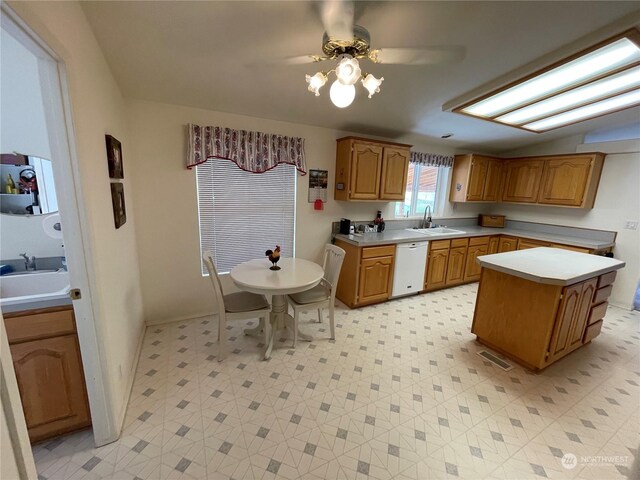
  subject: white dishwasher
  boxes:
[391,241,428,298]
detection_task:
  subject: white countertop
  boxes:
[477,247,625,285]
[335,226,615,250]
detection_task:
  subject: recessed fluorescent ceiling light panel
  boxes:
[454,29,640,132]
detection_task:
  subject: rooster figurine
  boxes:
[265,245,281,270]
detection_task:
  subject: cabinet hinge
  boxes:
[545,351,550,359]
[559,293,564,300]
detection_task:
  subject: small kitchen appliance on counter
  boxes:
[339,218,352,234]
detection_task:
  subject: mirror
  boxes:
[1,153,58,215]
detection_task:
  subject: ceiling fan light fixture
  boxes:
[335,54,361,85]
[330,79,356,108]
[361,74,384,98]
[305,72,328,96]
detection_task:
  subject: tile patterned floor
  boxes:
[33,284,639,480]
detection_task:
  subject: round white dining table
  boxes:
[230,257,324,359]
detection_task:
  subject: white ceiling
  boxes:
[81,1,640,153]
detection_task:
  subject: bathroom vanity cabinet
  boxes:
[4,305,91,443]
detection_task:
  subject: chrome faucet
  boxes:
[19,253,37,271]
[422,205,433,229]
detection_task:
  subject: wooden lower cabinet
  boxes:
[498,236,517,252]
[472,270,613,371]
[425,244,449,291]
[517,238,551,250]
[464,243,489,281]
[334,239,395,307]
[445,246,467,285]
[488,237,500,254]
[5,306,91,443]
[358,256,394,304]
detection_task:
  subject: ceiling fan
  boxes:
[279,0,465,107]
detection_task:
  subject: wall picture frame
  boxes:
[105,134,124,179]
[110,182,126,229]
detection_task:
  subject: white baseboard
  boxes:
[116,322,146,435]
[145,312,213,326]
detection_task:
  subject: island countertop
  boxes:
[477,247,625,286]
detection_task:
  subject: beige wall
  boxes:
[9,1,145,430]
[126,99,481,324]
[497,138,640,309]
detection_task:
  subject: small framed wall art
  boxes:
[308,169,328,203]
[105,135,124,179]
[110,182,127,229]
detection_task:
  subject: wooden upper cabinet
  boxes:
[502,158,545,203]
[379,147,410,200]
[450,154,502,202]
[334,137,411,201]
[350,142,383,200]
[537,154,604,207]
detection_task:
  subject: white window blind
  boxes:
[196,160,296,274]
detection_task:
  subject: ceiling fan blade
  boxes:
[369,46,466,65]
[320,0,354,40]
[253,54,330,67]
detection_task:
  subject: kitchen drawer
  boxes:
[588,302,608,325]
[597,271,617,288]
[551,243,590,254]
[5,307,76,344]
[478,214,505,228]
[469,236,490,246]
[451,238,469,248]
[430,240,451,250]
[583,319,603,343]
[361,245,395,259]
[592,285,613,305]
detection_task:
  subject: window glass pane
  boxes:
[196,161,296,274]
[395,162,415,217]
[415,166,439,215]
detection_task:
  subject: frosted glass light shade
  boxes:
[361,74,384,98]
[330,80,356,108]
[335,55,361,85]
[305,72,327,96]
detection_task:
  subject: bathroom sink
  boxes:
[406,227,466,236]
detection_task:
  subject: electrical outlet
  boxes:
[624,220,639,230]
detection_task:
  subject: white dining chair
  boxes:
[286,244,345,346]
[203,251,271,361]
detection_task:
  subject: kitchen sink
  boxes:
[406,227,466,236]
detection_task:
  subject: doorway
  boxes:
[1,5,118,449]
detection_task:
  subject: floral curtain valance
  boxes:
[410,151,454,168]
[187,124,307,175]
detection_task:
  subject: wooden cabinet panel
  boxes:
[502,159,544,203]
[551,243,590,254]
[379,147,409,200]
[350,142,383,199]
[5,307,75,344]
[425,248,449,290]
[589,302,608,325]
[464,244,488,282]
[538,156,593,206]
[548,279,596,364]
[430,240,450,250]
[362,245,395,259]
[469,236,490,246]
[583,320,603,343]
[488,237,500,254]
[517,238,551,250]
[466,156,488,201]
[597,271,617,288]
[358,256,394,304]
[498,236,517,252]
[483,158,503,201]
[445,246,467,285]
[11,335,91,442]
[568,278,596,348]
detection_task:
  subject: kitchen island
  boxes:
[471,247,625,371]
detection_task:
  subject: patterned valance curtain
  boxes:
[187,123,307,175]
[410,151,454,168]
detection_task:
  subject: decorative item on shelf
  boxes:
[374,210,385,232]
[265,245,281,270]
[19,169,37,195]
[105,135,124,179]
